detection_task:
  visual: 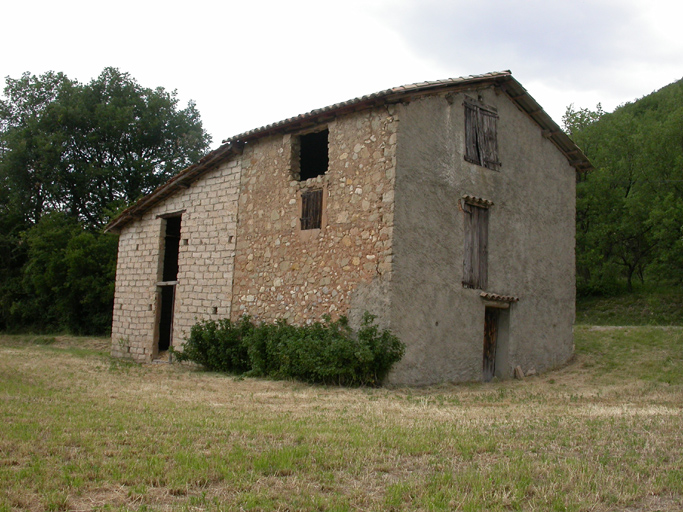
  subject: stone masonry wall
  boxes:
[231,106,398,325]
[111,158,241,361]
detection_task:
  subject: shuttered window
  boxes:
[464,100,500,171]
[301,188,323,230]
[462,202,489,289]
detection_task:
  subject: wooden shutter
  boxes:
[464,100,500,171]
[301,189,323,230]
[462,203,488,289]
[464,103,481,165]
[479,109,500,170]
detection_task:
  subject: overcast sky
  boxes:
[3,0,682,148]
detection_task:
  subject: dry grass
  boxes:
[1,327,682,511]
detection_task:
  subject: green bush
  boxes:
[174,312,405,386]
[174,316,252,373]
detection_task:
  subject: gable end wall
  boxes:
[111,159,241,360]
[389,86,575,385]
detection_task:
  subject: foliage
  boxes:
[565,78,683,294]
[0,68,211,227]
[174,313,405,386]
[6,212,118,334]
[0,68,210,333]
[174,316,252,374]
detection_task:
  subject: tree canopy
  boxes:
[0,68,211,333]
[1,67,211,227]
[565,78,683,294]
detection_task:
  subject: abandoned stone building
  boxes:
[106,71,592,386]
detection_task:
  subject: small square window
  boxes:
[464,99,500,171]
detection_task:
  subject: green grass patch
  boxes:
[576,288,683,325]
[574,325,683,384]
[1,329,682,511]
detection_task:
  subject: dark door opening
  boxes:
[157,215,181,355]
[483,307,500,382]
[158,285,175,352]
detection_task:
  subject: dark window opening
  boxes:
[462,203,488,289]
[298,129,329,181]
[162,216,181,282]
[301,188,323,230]
[464,100,500,171]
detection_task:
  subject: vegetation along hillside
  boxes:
[564,77,683,297]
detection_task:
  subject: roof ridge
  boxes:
[221,71,513,144]
[105,70,591,234]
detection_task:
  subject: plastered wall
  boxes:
[388,87,575,385]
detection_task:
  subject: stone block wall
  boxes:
[111,159,241,361]
[231,106,398,325]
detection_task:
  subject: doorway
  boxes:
[483,307,499,382]
[156,215,181,356]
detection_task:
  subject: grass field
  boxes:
[1,328,682,511]
[576,288,683,326]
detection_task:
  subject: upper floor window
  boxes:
[462,200,490,290]
[293,129,328,231]
[464,99,500,171]
[294,129,329,181]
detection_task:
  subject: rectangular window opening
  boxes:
[297,129,329,181]
[162,216,181,282]
[462,203,489,290]
[464,99,500,171]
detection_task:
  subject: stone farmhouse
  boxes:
[106,71,591,386]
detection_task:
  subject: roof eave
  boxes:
[104,140,243,234]
[104,71,592,233]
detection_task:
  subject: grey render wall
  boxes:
[387,86,576,386]
[111,158,241,361]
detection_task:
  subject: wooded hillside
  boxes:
[565,77,683,295]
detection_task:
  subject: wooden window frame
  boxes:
[301,188,323,230]
[464,98,501,171]
[462,201,489,290]
[297,185,327,241]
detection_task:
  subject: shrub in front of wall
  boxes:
[173,316,252,373]
[174,312,405,386]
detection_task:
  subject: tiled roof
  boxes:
[105,71,591,233]
[222,71,515,144]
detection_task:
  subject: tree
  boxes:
[0,67,211,227]
[566,78,683,294]
[0,68,211,333]
[13,213,118,334]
